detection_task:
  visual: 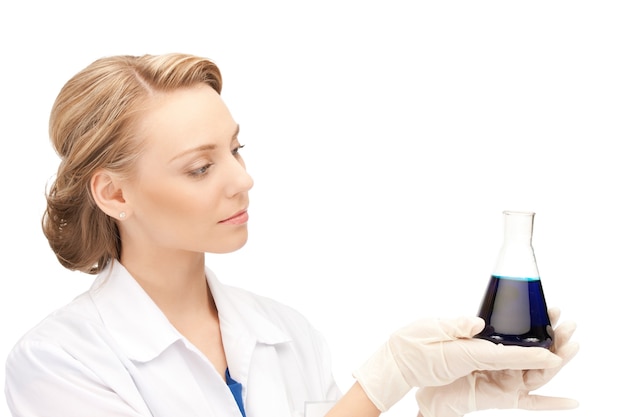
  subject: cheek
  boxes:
[132,179,218,223]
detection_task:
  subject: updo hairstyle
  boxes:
[43,53,223,274]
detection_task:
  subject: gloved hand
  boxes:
[353,315,563,412]
[415,308,579,417]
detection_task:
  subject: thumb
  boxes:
[392,316,485,344]
[450,316,486,338]
[518,394,579,410]
[430,316,486,340]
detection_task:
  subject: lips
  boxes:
[219,209,249,224]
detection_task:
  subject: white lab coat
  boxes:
[5,260,341,417]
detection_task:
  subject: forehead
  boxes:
[135,84,236,156]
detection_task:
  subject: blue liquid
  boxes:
[475,275,553,349]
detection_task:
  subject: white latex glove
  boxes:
[353,315,563,412]
[415,308,579,417]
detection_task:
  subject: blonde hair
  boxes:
[43,53,223,274]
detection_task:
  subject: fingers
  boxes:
[553,320,577,351]
[460,339,563,371]
[390,314,572,391]
[556,340,580,365]
[547,306,561,325]
[523,340,579,389]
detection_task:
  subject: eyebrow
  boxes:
[169,124,240,163]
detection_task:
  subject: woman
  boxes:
[4,53,579,417]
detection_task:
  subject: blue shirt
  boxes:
[226,368,246,417]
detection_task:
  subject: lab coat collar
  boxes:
[89,260,181,362]
[205,267,291,346]
[90,260,291,364]
[205,266,292,386]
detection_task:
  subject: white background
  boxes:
[1,1,624,416]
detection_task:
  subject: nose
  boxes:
[224,157,254,198]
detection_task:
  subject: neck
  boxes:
[118,246,225,373]
[119,250,215,319]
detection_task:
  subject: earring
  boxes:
[119,212,126,219]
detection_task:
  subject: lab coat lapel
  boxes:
[206,268,295,416]
[130,343,236,416]
[219,319,295,417]
[246,344,293,417]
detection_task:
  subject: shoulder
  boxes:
[9,291,100,347]
[5,290,115,374]
[5,294,151,416]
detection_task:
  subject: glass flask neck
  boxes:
[493,210,539,279]
[502,210,535,244]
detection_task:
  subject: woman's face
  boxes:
[120,83,253,256]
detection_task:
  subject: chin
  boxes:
[208,233,249,254]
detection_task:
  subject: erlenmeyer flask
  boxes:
[475,210,554,349]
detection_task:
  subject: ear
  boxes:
[90,170,130,220]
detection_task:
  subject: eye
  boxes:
[232,144,245,156]
[188,164,213,177]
